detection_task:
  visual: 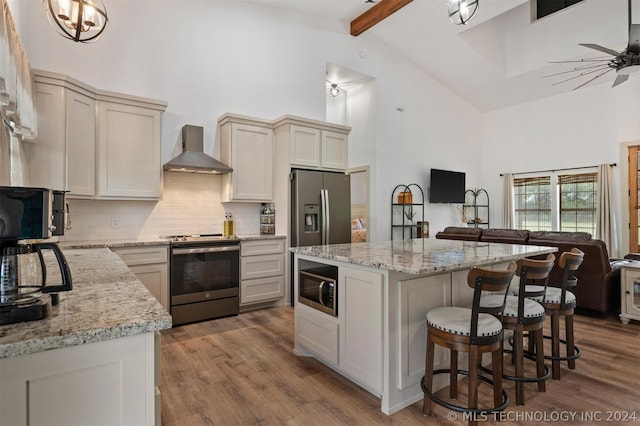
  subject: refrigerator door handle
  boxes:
[321,189,329,245]
[325,189,330,245]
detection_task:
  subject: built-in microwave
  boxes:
[298,266,338,317]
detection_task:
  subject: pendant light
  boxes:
[43,0,109,43]
[328,83,341,97]
[448,0,479,25]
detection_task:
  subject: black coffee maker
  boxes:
[0,186,72,325]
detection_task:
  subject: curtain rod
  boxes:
[500,163,616,177]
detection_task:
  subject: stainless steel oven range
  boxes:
[165,234,240,326]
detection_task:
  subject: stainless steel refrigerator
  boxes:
[290,169,351,247]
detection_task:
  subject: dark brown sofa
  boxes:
[435,227,621,313]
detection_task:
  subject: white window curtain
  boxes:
[502,172,514,228]
[596,164,618,258]
[0,0,36,185]
[0,0,37,140]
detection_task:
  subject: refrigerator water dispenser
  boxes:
[304,205,319,232]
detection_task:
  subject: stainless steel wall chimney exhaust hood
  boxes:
[163,125,233,174]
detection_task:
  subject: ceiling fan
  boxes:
[546,0,640,89]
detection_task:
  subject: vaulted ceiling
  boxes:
[244,0,636,112]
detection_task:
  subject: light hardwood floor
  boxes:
[160,307,640,425]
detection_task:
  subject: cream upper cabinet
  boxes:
[29,70,166,201]
[218,113,273,202]
[273,116,350,171]
[96,97,165,200]
[28,72,95,198]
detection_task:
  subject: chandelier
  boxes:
[448,0,479,25]
[44,0,109,43]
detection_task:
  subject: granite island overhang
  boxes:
[290,239,557,415]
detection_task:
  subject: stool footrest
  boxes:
[542,335,581,361]
[421,369,509,414]
[478,350,551,383]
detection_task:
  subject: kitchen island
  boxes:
[291,238,556,415]
[0,248,172,426]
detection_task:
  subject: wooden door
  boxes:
[629,145,640,252]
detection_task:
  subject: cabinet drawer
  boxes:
[240,276,285,305]
[241,254,284,280]
[112,246,168,266]
[241,239,284,256]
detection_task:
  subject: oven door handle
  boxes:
[172,245,240,255]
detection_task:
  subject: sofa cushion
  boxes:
[529,231,592,242]
[435,226,483,241]
[480,228,530,244]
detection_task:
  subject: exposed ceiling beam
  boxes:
[350,0,414,37]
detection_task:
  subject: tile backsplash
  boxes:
[61,173,262,241]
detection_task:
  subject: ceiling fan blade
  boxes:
[573,68,614,90]
[550,65,611,86]
[612,73,629,87]
[544,63,613,78]
[579,43,621,57]
[549,58,611,64]
[628,24,640,54]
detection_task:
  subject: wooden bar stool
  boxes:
[422,262,516,425]
[481,254,555,405]
[541,248,584,379]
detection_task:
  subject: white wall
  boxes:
[482,77,640,256]
[8,0,484,241]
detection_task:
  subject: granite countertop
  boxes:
[291,238,557,275]
[0,248,172,359]
[59,234,286,249]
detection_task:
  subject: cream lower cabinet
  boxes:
[620,263,640,324]
[218,114,274,202]
[96,98,164,200]
[112,245,169,311]
[0,332,158,426]
[28,72,95,198]
[294,262,383,395]
[240,239,285,306]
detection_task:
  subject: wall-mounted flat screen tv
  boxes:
[429,168,465,203]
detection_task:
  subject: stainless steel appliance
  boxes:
[298,265,338,317]
[166,234,240,326]
[290,169,351,246]
[0,186,72,325]
[290,169,350,304]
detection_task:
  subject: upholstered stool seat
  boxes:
[422,262,517,425]
[480,254,555,405]
[542,287,576,304]
[426,307,504,337]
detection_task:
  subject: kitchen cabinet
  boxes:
[112,245,169,311]
[338,266,383,393]
[218,114,273,202]
[620,262,640,324]
[0,332,158,426]
[240,239,285,306]
[96,95,165,200]
[273,115,350,171]
[28,70,167,201]
[28,72,95,198]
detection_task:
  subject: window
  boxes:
[535,0,583,20]
[514,176,551,231]
[558,173,597,234]
[514,171,597,233]
[629,146,640,252]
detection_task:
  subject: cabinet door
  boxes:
[339,266,383,393]
[228,123,273,201]
[29,82,66,190]
[129,264,169,311]
[96,102,162,199]
[289,125,320,168]
[66,90,96,198]
[321,130,348,170]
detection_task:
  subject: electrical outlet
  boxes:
[111,216,120,229]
